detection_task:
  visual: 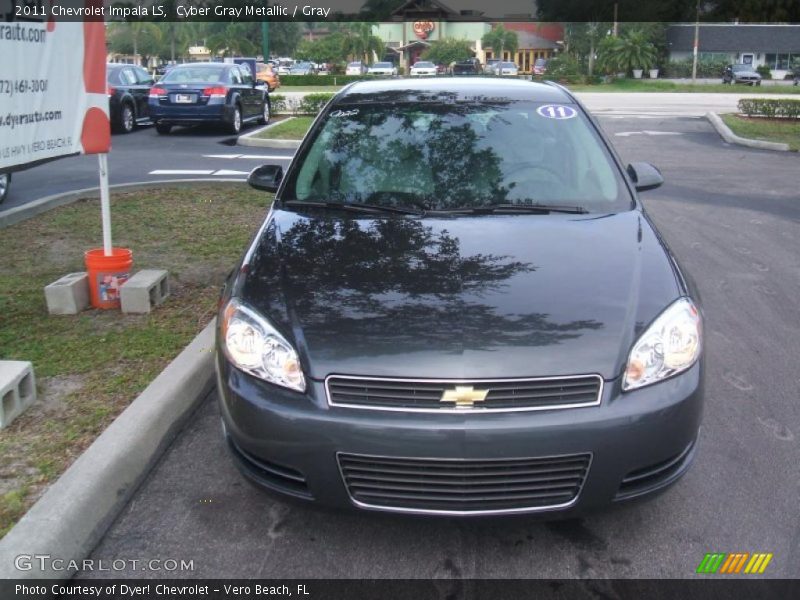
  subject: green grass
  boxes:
[257,116,314,140]
[276,85,343,93]
[566,79,800,94]
[0,184,272,536]
[721,114,800,150]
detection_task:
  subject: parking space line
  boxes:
[149,170,215,175]
[202,154,293,160]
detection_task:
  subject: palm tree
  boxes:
[614,30,658,75]
[207,24,258,58]
[342,23,384,65]
[107,21,161,67]
[481,25,518,62]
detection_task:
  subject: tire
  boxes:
[228,105,242,134]
[258,100,270,125]
[117,103,135,133]
[155,123,172,135]
[0,172,10,204]
[756,81,761,86]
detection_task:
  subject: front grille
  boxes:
[615,439,696,500]
[338,452,591,514]
[326,375,602,412]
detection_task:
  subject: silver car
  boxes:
[723,64,761,86]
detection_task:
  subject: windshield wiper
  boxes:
[437,203,589,215]
[282,200,425,216]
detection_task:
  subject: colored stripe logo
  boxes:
[697,553,773,574]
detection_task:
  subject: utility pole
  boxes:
[613,3,618,37]
[261,1,269,61]
[691,1,700,82]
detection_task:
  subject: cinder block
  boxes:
[120,269,170,314]
[0,361,36,429]
[44,272,89,315]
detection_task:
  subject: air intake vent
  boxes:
[338,452,591,514]
[616,440,696,500]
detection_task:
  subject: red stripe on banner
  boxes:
[81,108,111,154]
[81,0,110,154]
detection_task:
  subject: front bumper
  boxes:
[217,354,704,516]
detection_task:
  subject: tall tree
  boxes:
[207,24,258,58]
[481,26,518,61]
[342,23,384,64]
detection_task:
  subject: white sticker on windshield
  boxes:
[330,109,359,118]
[537,105,577,120]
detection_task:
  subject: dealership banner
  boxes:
[0,6,110,174]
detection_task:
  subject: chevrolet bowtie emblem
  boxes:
[440,386,489,408]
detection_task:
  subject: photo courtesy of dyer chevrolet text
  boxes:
[16,584,309,597]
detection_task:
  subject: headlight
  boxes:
[220,298,306,393]
[623,297,702,391]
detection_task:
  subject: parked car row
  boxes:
[106,62,271,136]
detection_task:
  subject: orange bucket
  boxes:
[84,248,133,309]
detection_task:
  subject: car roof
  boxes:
[337,77,573,104]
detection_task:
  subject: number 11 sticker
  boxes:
[537,105,577,120]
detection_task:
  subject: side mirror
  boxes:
[248,164,283,193]
[627,162,664,192]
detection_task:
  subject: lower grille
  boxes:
[615,439,696,500]
[338,452,591,514]
[326,374,603,412]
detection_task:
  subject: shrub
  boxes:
[756,64,772,80]
[280,74,369,86]
[738,98,800,119]
[297,93,335,115]
[663,58,729,79]
[268,94,287,114]
[545,54,584,84]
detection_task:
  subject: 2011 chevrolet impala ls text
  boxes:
[215,78,704,516]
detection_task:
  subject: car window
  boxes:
[134,67,153,84]
[229,67,243,85]
[161,66,226,84]
[286,101,631,212]
[107,68,122,84]
[239,66,253,84]
[414,62,434,68]
[121,68,137,85]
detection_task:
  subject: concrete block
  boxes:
[0,360,36,429]
[44,272,89,315]
[120,269,170,314]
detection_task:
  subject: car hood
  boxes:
[236,209,682,381]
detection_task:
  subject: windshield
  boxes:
[374,63,392,68]
[732,65,751,72]
[283,101,632,212]
[161,66,225,84]
[414,62,434,68]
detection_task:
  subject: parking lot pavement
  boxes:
[80,115,800,579]
[1,124,293,213]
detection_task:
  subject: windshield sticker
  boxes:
[329,109,359,118]
[537,105,577,120]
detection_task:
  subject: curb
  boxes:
[705,112,791,152]
[0,178,246,229]
[237,117,302,149]
[0,320,217,580]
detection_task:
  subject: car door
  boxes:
[228,67,248,118]
[237,66,260,119]
[133,67,154,121]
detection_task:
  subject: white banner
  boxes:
[0,18,110,172]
